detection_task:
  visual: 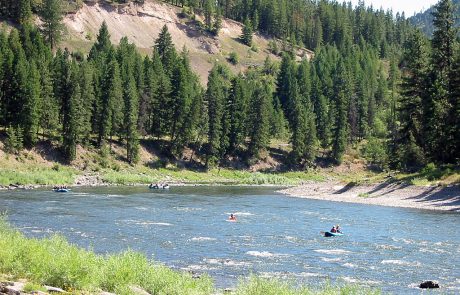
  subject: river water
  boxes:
[0,186,459,294]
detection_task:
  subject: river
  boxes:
[0,186,459,294]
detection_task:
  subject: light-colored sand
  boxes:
[280,182,460,212]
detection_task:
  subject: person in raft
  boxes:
[229,213,237,221]
[334,225,342,233]
[330,225,337,233]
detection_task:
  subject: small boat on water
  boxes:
[323,231,343,237]
[149,183,170,190]
[53,188,70,193]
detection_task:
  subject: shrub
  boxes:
[5,126,24,154]
[228,51,239,65]
[362,137,388,170]
[268,40,279,55]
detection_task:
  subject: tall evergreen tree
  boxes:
[18,0,33,26]
[241,18,253,46]
[22,61,41,147]
[427,0,457,162]
[124,75,140,164]
[78,61,96,145]
[155,25,176,73]
[62,62,80,162]
[228,74,249,153]
[332,60,350,164]
[398,30,429,169]
[88,21,112,61]
[41,0,64,49]
[205,65,228,167]
[248,78,272,159]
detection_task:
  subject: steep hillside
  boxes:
[410,0,460,37]
[62,0,313,83]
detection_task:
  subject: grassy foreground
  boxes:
[0,220,380,295]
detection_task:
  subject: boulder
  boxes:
[45,285,66,293]
[129,286,150,295]
[0,281,25,295]
[419,281,439,289]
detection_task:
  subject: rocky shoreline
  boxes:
[280,181,460,212]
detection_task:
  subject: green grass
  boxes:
[394,164,460,186]
[100,167,326,186]
[358,193,370,198]
[0,218,214,294]
[0,219,382,295]
[23,282,47,293]
[0,166,77,186]
[235,276,381,295]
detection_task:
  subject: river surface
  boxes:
[0,186,459,294]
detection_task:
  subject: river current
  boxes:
[0,186,459,294]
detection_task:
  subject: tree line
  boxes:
[165,0,413,57]
[0,0,458,170]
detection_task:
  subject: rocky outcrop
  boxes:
[419,281,440,289]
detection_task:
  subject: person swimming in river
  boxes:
[229,213,237,221]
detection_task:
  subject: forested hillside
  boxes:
[0,0,458,175]
[410,0,459,36]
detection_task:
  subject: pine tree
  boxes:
[204,0,213,31]
[205,65,228,168]
[241,18,253,46]
[248,78,271,159]
[213,9,223,36]
[62,62,80,162]
[78,61,95,145]
[427,0,457,163]
[38,53,55,139]
[170,48,199,155]
[22,61,41,147]
[19,0,32,26]
[41,0,64,49]
[155,25,176,74]
[228,74,249,153]
[124,75,140,164]
[398,30,429,169]
[151,51,172,139]
[332,60,350,164]
[98,54,122,146]
[88,21,112,61]
[5,125,24,154]
[296,59,317,165]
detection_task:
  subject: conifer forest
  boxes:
[0,0,458,171]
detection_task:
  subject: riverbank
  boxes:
[280,181,460,212]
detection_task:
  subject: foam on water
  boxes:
[190,237,217,242]
[246,251,289,258]
[122,219,172,226]
[419,247,447,254]
[342,263,357,268]
[320,257,342,262]
[314,249,351,255]
[341,277,381,285]
[175,207,203,212]
[381,260,421,267]
[151,222,173,226]
[376,244,402,250]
